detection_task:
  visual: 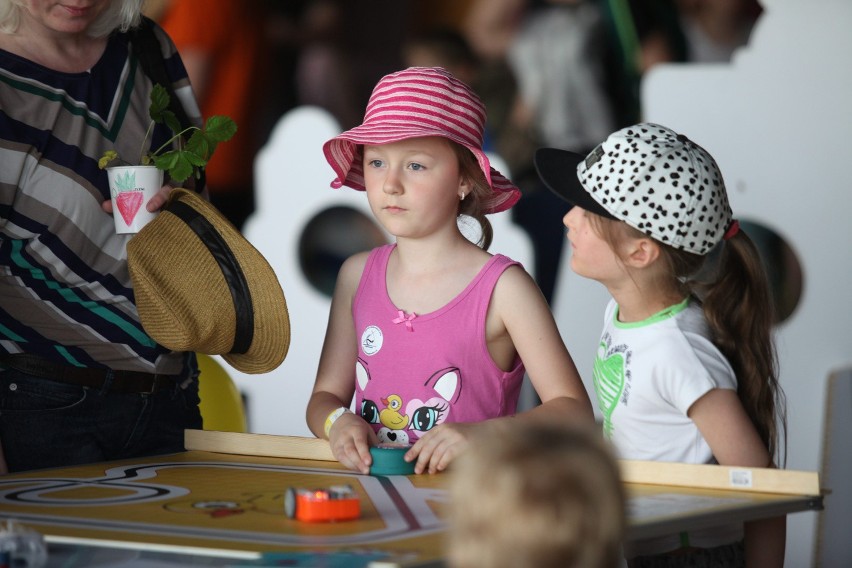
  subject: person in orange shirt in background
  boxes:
[157,0,269,231]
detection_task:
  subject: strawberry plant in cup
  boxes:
[99,84,236,233]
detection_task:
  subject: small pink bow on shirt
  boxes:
[393,310,417,331]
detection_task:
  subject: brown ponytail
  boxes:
[696,231,787,465]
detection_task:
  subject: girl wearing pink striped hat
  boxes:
[307,67,594,475]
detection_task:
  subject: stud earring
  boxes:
[460,192,466,201]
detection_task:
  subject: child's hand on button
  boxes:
[328,413,377,474]
[406,422,475,474]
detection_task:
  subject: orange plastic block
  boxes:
[285,485,360,523]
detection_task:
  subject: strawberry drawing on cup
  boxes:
[112,170,144,226]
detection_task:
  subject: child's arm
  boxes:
[689,389,769,466]
[495,266,595,423]
[306,253,377,474]
[689,388,786,567]
[406,266,595,474]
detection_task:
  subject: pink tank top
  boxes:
[353,244,525,445]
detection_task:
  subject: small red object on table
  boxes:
[284,485,361,522]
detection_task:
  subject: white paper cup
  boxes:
[107,166,163,234]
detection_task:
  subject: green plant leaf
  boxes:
[153,151,195,183]
[184,151,207,167]
[149,84,169,122]
[185,130,211,160]
[204,115,237,143]
[106,83,236,183]
[152,151,180,173]
[162,111,182,137]
[168,154,195,183]
[205,141,219,160]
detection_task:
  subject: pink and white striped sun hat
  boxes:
[322,66,521,215]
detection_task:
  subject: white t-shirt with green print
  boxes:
[595,297,743,555]
[594,297,737,463]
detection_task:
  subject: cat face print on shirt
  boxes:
[355,358,462,444]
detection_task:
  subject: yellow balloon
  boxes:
[196,354,248,432]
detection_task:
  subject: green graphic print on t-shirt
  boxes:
[594,338,626,438]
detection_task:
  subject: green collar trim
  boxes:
[614,297,689,329]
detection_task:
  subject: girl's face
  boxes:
[563,206,629,286]
[362,137,467,239]
[21,0,110,35]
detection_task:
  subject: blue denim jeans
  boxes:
[0,367,202,473]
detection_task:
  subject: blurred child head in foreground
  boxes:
[447,421,625,568]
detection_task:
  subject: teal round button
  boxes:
[369,444,415,476]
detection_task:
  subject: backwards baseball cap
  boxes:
[323,66,521,215]
[534,122,733,255]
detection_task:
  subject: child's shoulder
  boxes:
[491,258,540,301]
[460,248,526,285]
[337,249,375,286]
[338,244,394,281]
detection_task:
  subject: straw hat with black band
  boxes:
[127,189,290,374]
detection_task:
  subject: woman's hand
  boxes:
[102,184,176,214]
[405,422,477,474]
[328,413,377,474]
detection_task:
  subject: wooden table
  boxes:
[0,430,822,567]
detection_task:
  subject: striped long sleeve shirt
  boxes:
[0,22,200,376]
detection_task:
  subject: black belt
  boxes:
[0,353,181,394]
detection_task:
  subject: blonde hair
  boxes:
[447,422,625,568]
[0,0,143,36]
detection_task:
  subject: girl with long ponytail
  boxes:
[535,122,787,567]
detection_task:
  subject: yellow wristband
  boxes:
[324,406,352,438]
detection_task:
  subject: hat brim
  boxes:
[534,148,616,220]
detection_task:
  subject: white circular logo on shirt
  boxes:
[361,325,383,356]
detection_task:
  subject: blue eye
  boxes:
[361,400,380,424]
[367,159,383,168]
[408,162,424,171]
